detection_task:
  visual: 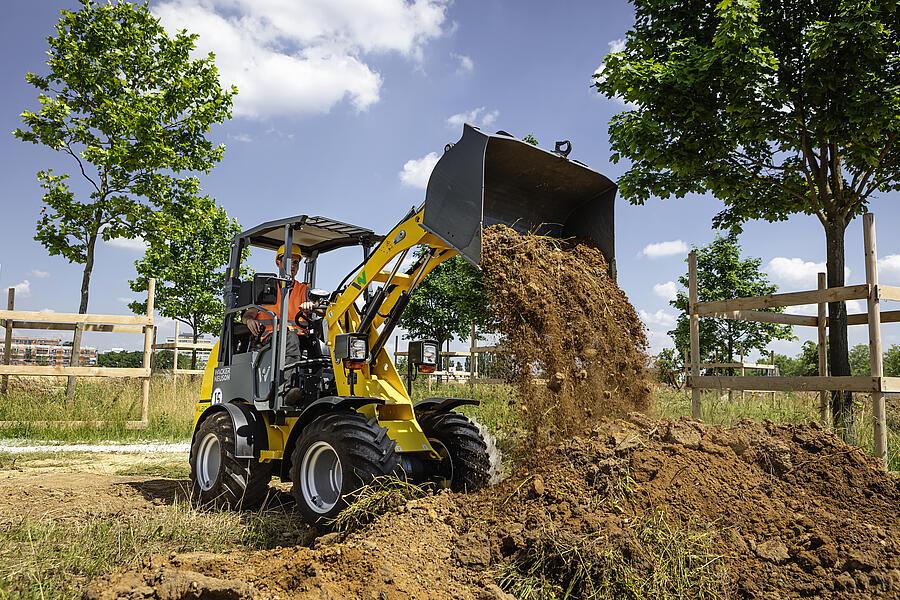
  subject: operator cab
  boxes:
[217,215,381,413]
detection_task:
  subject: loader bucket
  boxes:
[422,124,618,276]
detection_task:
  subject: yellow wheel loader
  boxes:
[189,124,617,522]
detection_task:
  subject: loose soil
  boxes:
[86,418,900,599]
[481,225,651,441]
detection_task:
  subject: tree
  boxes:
[597,0,899,440]
[848,343,871,376]
[399,254,490,353]
[655,347,685,390]
[14,0,234,350]
[774,341,819,376]
[128,196,239,369]
[885,345,900,377]
[670,234,793,367]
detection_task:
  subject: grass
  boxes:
[0,376,198,443]
[496,510,729,600]
[0,499,313,600]
[328,476,427,533]
[651,386,900,471]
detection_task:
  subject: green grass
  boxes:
[0,376,198,443]
[0,499,313,600]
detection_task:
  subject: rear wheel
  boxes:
[418,411,490,492]
[290,412,400,523]
[189,410,273,509]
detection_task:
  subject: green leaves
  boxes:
[14,0,235,313]
[669,233,793,363]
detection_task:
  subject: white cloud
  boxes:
[593,39,638,110]
[641,240,688,259]
[13,280,31,297]
[117,297,138,305]
[153,0,449,118]
[446,106,499,129]
[227,133,253,143]
[608,38,626,53]
[653,281,678,302]
[399,152,439,189]
[640,309,676,329]
[766,257,850,289]
[451,52,473,72]
[879,254,900,284]
[28,270,50,279]
[105,236,148,252]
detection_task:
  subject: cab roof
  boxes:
[238,215,380,255]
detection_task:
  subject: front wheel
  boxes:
[289,412,400,523]
[418,411,490,492]
[189,410,273,509]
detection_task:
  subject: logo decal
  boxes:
[259,366,271,381]
[211,388,223,404]
[355,270,367,286]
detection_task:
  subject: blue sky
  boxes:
[1,0,898,357]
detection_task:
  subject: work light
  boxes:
[334,333,368,370]
[408,339,438,374]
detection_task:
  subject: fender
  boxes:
[279,396,386,479]
[194,401,268,460]
[413,396,480,414]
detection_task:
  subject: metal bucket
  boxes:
[422,124,618,276]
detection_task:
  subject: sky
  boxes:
[0,0,898,359]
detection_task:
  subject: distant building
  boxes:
[166,332,214,363]
[8,336,97,366]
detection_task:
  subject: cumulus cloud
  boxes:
[593,38,638,110]
[27,270,50,279]
[767,257,849,288]
[639,309,676,329]
[879,254,900,284]
[446,107,499,129]
[153,0,449,118]
[399,152,439,189]
[607,38,626,53]
[13,280,31,297]
[451,52,474,72]
[641,240,688,259]
[653,281,679,302]
[227,133,253,143]
[105,236,148,252]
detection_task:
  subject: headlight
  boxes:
[350,337,368,361]
[422,343,437,365]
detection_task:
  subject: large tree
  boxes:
[14,0,234,369]
[670,234,794,368]
[129,195,239,369]
[597,0,899,440]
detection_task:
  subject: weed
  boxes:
[328,476,426,533]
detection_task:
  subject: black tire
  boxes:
[418,411,490,492]
[189,410,273,510]
[289,411,400,523]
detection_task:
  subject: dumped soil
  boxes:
[89,417,900,599]
[481,225,650,441]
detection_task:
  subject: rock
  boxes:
[479,583,516,600]
[755,539,790,564]
[530,476,545,497]
[314,532,342,548]
[664,423,701,449]
[453,532,490,567]
[843,550,877,572]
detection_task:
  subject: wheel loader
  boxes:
[189,124,617,522]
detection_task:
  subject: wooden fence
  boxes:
[152,321,214,381]
[0,279,155,429]
[687,213,896,464]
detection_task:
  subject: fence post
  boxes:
[689,251,701,419]
[1,288,14,395]
[862,214,886,465]
[469,323,477,387]
[173,321,180,384]
[739,352,745,402]
[817,272,830,425]
[65,324,83,402]
[140,279,155,426]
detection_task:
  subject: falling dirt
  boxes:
[88,417,900,599]
[480,225,650,441]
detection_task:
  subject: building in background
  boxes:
[8,336,97,366]
[165,332,213,363]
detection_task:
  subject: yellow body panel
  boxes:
[192,209,457,462]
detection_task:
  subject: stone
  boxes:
[530,476,545,497]
[755,539,790,564]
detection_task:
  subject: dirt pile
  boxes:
[480,225,650,440]
[88,417,900,599]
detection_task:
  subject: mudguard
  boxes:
[193,402,267,460]
[414,397,480,414]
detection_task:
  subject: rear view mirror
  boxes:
[252,274,278,306]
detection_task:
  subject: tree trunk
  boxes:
[191,327,198,371]
[66,228,99,400]
[825,219,855,444]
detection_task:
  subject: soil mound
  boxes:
[480,225,650,441]
[88,418,900,599]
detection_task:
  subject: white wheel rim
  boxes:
[196,432,221,491]
[301,441,343,514]
[430,438,454,487]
